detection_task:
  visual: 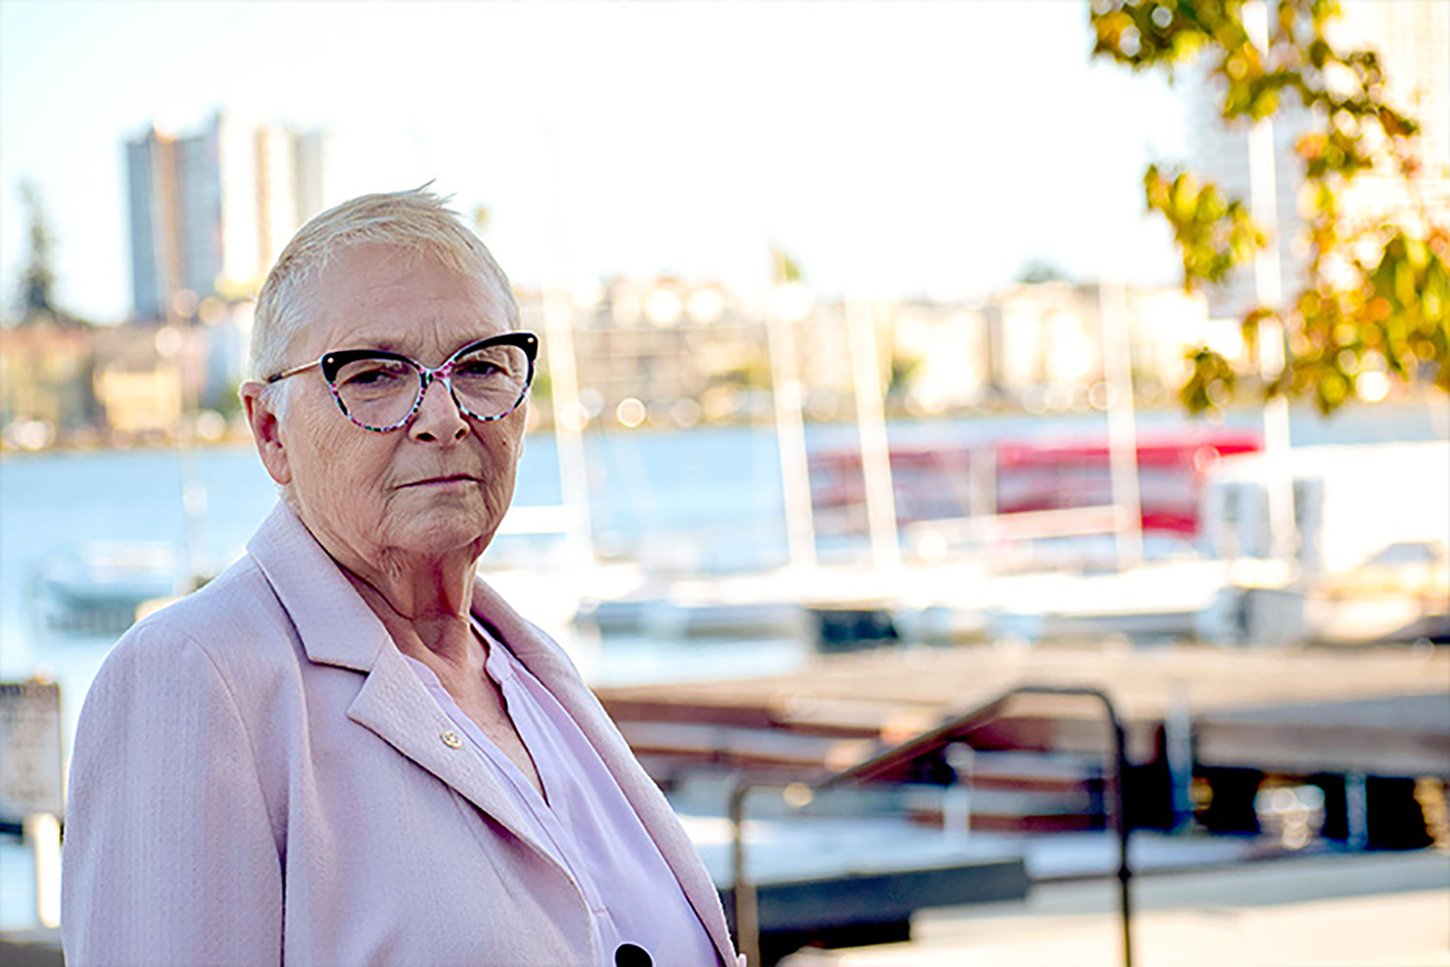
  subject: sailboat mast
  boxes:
[1245,0,1296,562]
[846,298,901,572]
[542,289,594,570]
[1099,278,1143,571]
[767,287,818,570]
[540,124,594,571]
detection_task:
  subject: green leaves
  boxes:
[1091,0,1220,73]
[1179,344,1239,414]
[1091,0,1448,414]
[1145,165,1266,288]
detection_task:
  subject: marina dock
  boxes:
[598,641,1448,962]
[598,643,1450,836]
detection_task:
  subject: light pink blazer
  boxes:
[62,503,740,967]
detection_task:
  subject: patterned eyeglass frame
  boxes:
[265,331,538,433]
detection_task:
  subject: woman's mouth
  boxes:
[402,474,476,488]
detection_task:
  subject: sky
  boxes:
[0,1,1190,323]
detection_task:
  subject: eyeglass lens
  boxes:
[331,343,531,428]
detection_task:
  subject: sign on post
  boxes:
[0,681,65,820]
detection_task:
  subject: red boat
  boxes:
[808,429,1263,539]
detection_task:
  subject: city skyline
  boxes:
[125,112,328,319]
[2,2,1190,324]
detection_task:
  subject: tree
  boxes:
[770,246,804,285]
[1016,259,1073,285]
[1090,0,1449,414]
[16,181,58,321]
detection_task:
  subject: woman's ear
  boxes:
[240,381,292,486]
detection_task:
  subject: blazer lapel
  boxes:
[343,645,544,847]
[473,579,739,967]
[245,503,554,860]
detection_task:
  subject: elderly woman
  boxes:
[61,189,739,967]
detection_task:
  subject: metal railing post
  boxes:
[1000,686,1133,967]
[728,777,761,967]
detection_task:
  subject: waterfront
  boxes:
[2,403,1446,739]
[1,402,1446,941]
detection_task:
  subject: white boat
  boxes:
[32,543,183,636]
[1196,441,1450,646]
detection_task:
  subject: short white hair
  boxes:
[249,186,519,397]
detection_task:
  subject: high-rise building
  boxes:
[1182,64,1312,322]
[126,130,181,321]
[1178,0,1449,322]
[125,111,328,321]
[1332,1,1450,233]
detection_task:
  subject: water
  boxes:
[3,402,1445,687]
[3,401,1444,680]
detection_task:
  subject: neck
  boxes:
[335,545,482,666]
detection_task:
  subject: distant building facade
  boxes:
[889,300,992,414]
[984,281,1211,408]
[0,318,101,444]
[126,112,329,322]
[3,271,1215,447]
[521,277,771,426]
[513,275,1211,430]
[1333,1,1450,232]
[89,323,187,436]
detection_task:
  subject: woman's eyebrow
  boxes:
[335,334,500,358]
[338,334,408,353]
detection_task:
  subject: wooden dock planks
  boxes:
[595,644,1450,779]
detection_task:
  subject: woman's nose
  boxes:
[408,376,469,442]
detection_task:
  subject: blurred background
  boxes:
[1,2,1447,965]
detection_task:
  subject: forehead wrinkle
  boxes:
[344,305,507,354]
[301,258,511,363]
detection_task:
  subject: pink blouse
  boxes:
[405,623,721,967]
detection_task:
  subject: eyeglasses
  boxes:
[266,331,538,433]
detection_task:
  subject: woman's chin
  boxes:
[382,511,493,561]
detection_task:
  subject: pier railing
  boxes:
[728,684,1133,967]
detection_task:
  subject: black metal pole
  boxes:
[1107,703,1133,967]
[1001,686,1133,967]
[728,777,761,967]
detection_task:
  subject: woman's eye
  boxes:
[457,360,501,378]
[340,362,409,387]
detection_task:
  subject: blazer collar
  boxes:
[245,501,389,672]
